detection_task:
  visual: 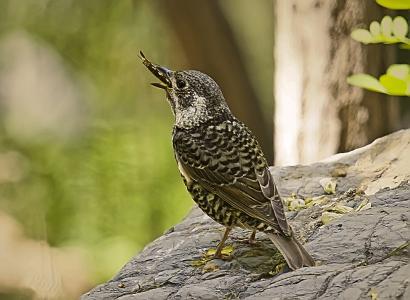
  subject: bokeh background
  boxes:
[0,1,274,299]
[0,0,408,299]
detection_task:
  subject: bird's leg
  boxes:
[214,227,232,258]
[248,229,257,245]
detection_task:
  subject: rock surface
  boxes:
[82,130,410,300]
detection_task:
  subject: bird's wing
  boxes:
[173,120,291,235]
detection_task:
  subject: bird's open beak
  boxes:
[139,51,172,90]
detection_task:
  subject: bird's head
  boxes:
[139,51,231,128]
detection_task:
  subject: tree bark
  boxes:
[158,0,274,163]
[274,0,399,165]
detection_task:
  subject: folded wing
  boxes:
[173,120,291,236]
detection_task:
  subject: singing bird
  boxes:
[139,52,314,270]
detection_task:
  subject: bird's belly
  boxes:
[186,182,271,232]
[187,182,239,227]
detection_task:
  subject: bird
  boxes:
[139,51,315,270]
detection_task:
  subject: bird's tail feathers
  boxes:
[267,233,315,270]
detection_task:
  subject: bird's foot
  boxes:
[213,253,232,261]
[240,231,258,246]
[206,245,234,260]
[244,230,257,245]
[248,237,257,245]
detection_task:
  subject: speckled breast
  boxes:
[187,181,269,232]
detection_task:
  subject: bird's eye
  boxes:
[176,79,187,89]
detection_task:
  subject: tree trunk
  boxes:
[158,0,274,163]
[274,0,399,165]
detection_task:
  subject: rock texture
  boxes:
[82,130,410,300]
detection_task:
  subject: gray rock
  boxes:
[82,130,410,300]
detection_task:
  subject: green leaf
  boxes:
[381,16,394,37]
[347,74,387,93]
[387,64,410,80]
[376,0,410,9]
[351,29,373,44]
[348,65,410,96]
[351,15,410,47]
[393,16,409,38]
[380,74,408,95]
[369,21,381,36]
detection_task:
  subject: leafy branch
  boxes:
[351,16,410,49]
[347,0,410,97]
[347,64,410,96]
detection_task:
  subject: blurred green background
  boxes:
[0,0,273,298]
